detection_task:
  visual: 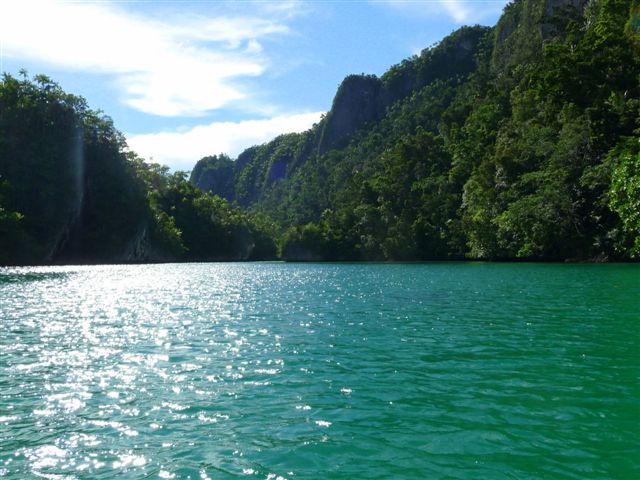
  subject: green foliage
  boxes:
[190,154,235,200]
[0,180,28,265]
[382,26,489,98]
[200,0,639,261]
[609,139,640,257]
[3,0,638,263]
[0,74,278,265]
[280,223,328,261]
[0,73,152,263]
[137,167,278,261]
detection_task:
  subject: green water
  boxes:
[0,263,638,479]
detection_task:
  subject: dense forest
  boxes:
[1,0,638,265]
[193,0,640,261]
[0,73,277,264]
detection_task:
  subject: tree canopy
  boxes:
[2,0,638,264]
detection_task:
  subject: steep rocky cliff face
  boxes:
[192,25,488,203]
[541,0,590,20]
[317,26,487,155]
[318,75,387,154]
[191,0,638,261]
[491,0,589,72]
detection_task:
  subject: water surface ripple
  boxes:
[0,263,638,479]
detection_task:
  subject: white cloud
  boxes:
[257,0,311,20]
[441,1,472,23]
[379,0,508,24]
[126,112,324,171]
[0,0,290,116]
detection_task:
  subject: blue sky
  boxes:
[1,0,508,171]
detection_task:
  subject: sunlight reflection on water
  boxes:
[0,263,638,479]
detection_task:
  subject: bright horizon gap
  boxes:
[126,111,324,171]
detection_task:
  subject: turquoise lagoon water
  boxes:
[0,263,638,479]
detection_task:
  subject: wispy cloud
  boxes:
[126,112,323,171]
[0,0,292,116]
[378,0,508,24]
[257,0,311,20]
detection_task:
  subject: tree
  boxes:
[609,141,640,257]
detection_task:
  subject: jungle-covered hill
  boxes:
[0,74,278,265]
[1,0,638,265]
[192,0,640,261]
